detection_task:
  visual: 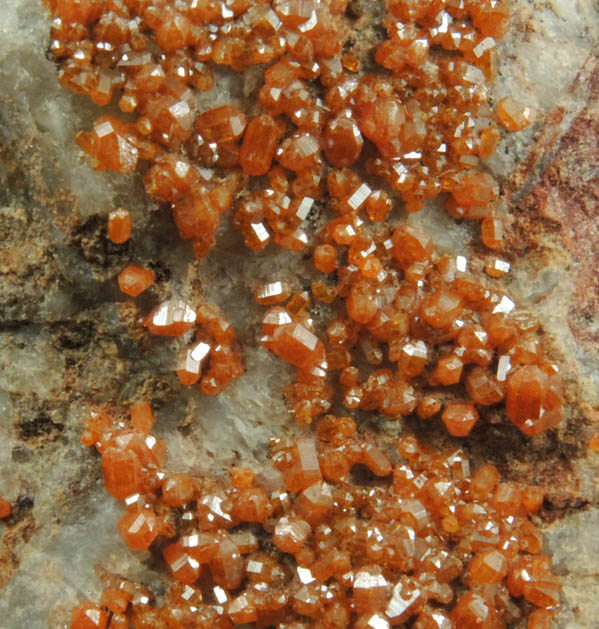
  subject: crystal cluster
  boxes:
[74,405,559,628]
[43,0,561,435]
[115,281,243,393]
[143,299,244,395]
[45,0,527,260]
[260,226,564,437]
[41,0,565,627]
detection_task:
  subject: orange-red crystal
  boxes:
[117,265,156,297]
[0,495,11,519]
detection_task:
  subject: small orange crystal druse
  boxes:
[78,405,561,627]
[44,0,565,626]
[48,0,531,268]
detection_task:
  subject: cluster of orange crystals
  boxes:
[43,0,563,627]
[104,206,244,393]
[46,0,533,263]
[45,0,558,437]
[260,220,564,437]
[142,298,244,395]
[75,405,559,629]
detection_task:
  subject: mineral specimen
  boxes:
[39,0,566,626]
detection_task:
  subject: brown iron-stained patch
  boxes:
[0,497,37,589]
[515,63,599,350]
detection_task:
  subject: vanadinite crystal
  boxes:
[107,208,131,244]
[144,299,197,336]
[497,98,536,132]
[70,602,108,629]
[43,0,566,626]
[0,496,11,519]
[117,265,155,297]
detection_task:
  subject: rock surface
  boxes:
[0,0,598,627]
